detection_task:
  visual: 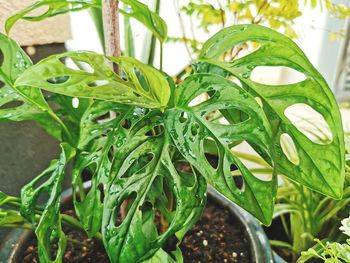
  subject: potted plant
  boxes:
[0,0,346,262]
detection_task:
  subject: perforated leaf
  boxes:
[5,0,100,34]
[20,143,75,263]
[0,33,61,139]
[198,24,345,198]
[15,52,170,110]
[5,0,167,43]
[165,73,277,224]
[72,101,142,237]
[102,112,206,263]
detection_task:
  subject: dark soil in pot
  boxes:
[21,201,251,263]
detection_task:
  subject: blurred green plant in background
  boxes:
[171,0,350,60]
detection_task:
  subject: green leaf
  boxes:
[102,111,206,263]
[0,33,61,139]
[48,94,91,144]
[20,143,76,263]
[15,52,171,110]
[165,73,277,224]
[198,24,345,199]
[144,247,183,263]
[5,0,167,44]
[0,191,9,205]
[5,0,100,34]
[120,0,168,43]
[72,101,143,237]
[0,209,30,228]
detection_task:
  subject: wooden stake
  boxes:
[102,0,121,72]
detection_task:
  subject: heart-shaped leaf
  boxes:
[15,52,170,110]
[198,24,345,198]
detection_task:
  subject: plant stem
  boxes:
[3,198,103,242]
[148,0,161,66]
[102,0,121,70]
[102,0,129,222]
[66,237,93,248]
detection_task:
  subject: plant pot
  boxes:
[0,186,276,263]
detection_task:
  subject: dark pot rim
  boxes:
[0,185,275,263]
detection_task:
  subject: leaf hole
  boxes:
[203,137,219,169]
[205,107,250,125]
[280,133,300,165]
[231,141,273,181]
[255,97,263,107]
[230,164,245,191]
[145,125,165,137]
[47,76,69,84]
[191,122,200,136]
[178,112,188,123]
[250,66,306,85]
[189,92,209,107]
[37,191,50,207]
[0,80,4,89]
[87,80,109,87]
[121,153,154,178]
[98,183,105,201]
[121,119,131,129]
[176,162,197,188]
[0,100,24,109]
[114,192,137,227]
[221,41,261,62]
[76,61,94,74]
[0,49,4,67]
[48,228,60,261]
[120,69,128,81]
[284,103,333,144]
[228,76,243,88]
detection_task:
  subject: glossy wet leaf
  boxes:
[198,24,345,198]
[102,112,206,263]
[20,143,75,263]
[120,0,168,42]
[72,101,143,237]
[144,247,183,263]
[165,73,277,224]
[5,0,100,34]
[0,33,61,139]
[15,52,170,110]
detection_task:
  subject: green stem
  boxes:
[67,237,93,248]
[123,3,135,57]
[159,43,163,71]
[48,110,73,142]
[3,197,103,243]
[147,0,161,66]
